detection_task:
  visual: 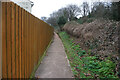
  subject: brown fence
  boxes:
[2,2,54,78]
[0,1,2,80]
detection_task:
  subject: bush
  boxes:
[57,16,66,26]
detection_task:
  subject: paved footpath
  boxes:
[35,33,73,78]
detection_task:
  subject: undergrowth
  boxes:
[77,18,94,24]
[59,31,118,79]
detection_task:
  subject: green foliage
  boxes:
[77,18,94,24]
[77,50,86,57]
[59,31,118,78]
[85,39,99,49]
[57,16,66,26]
[77,19,85,24]
[111,2,120,21]
[89,2,120,21]
[82,56,116,78]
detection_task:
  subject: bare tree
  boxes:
[45,4,81,28]
[82,2,89,17]
[66,4,81,21]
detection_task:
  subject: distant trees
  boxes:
[44,4,81,28]
[89,2,120,21]
[42,2,120,29]
[46,17,58,27]
[66,4,81,21]
[111,2,120,21]
[41,17,47,22]
[89,2,110,18]
[57,16,66,26]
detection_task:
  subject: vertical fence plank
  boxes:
[15,4,19,78]
[28,13,30,77]
[26,11,28,78]
[33,16,35,72]
[29,14,32,75]
[2,2,7,78]
[21,8,24,78]
[34,18,37,65]
[24,11,27,78]
[24,10,26,78]
[25,10,27,78]
[30,15,33,75]
[0,0,1,77]
[23,9,25,78]
[24,10,25,78]
[6,2,12,78]
[32,14,34,75]
[31,15,33,74]
[18,6,22,78]
[11,2,16,78]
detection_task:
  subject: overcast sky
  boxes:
[30,0,114,19]
[30,0,91,19]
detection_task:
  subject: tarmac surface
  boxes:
[35,33,73,78]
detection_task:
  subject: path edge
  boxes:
[30,38,54,79]
[57,33,74,78]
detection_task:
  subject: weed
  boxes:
[59,31,118,78]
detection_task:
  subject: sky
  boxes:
[30,0,87,19]
[30,0,115,19]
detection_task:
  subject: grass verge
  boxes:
[59,31,118,79]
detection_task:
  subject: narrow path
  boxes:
[35,33,73,78]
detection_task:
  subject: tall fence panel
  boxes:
[2,2,54,78]
[0,1,2,80]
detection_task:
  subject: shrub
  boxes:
[57,16,66,26]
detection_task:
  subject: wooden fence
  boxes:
[1,2,54,78]
[0,1,2,80]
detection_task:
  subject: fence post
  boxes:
[0,1,2,79]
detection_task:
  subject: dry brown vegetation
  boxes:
[63,19,120,60]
